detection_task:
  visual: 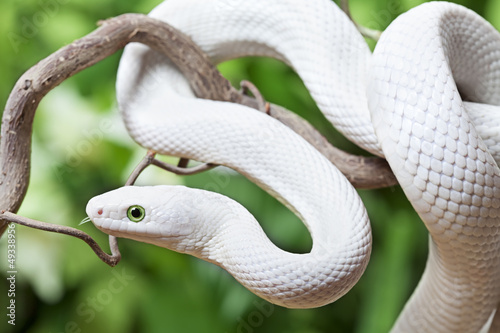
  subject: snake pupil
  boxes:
[127,205,145,222]
[131,208,141,218]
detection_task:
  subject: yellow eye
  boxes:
[127,205,145,222]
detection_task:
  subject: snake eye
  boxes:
[127,205,145,222]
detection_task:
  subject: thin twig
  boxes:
[240,80,267,112]
[151,159,218,175]
[177,158,190,168]
[125,150,157,186]
[108,236,121,263]
[126,150,217,184]
[0,211,120,267]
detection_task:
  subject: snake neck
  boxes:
[163,190,370,309]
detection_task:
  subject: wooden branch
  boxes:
[266,104,396,189]
[0,13,396,238]
[0,211,121,266]
[126,151,219,185]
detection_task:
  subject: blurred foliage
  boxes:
[0,0,496,332]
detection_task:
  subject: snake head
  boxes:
[86,185,199,250]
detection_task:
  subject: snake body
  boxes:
[369,3,500,331]
[86,0,500,331]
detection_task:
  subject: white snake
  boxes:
[85,1,500,331]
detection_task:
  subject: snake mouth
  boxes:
[90,218,165,240]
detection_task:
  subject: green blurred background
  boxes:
[0,0,498,332]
